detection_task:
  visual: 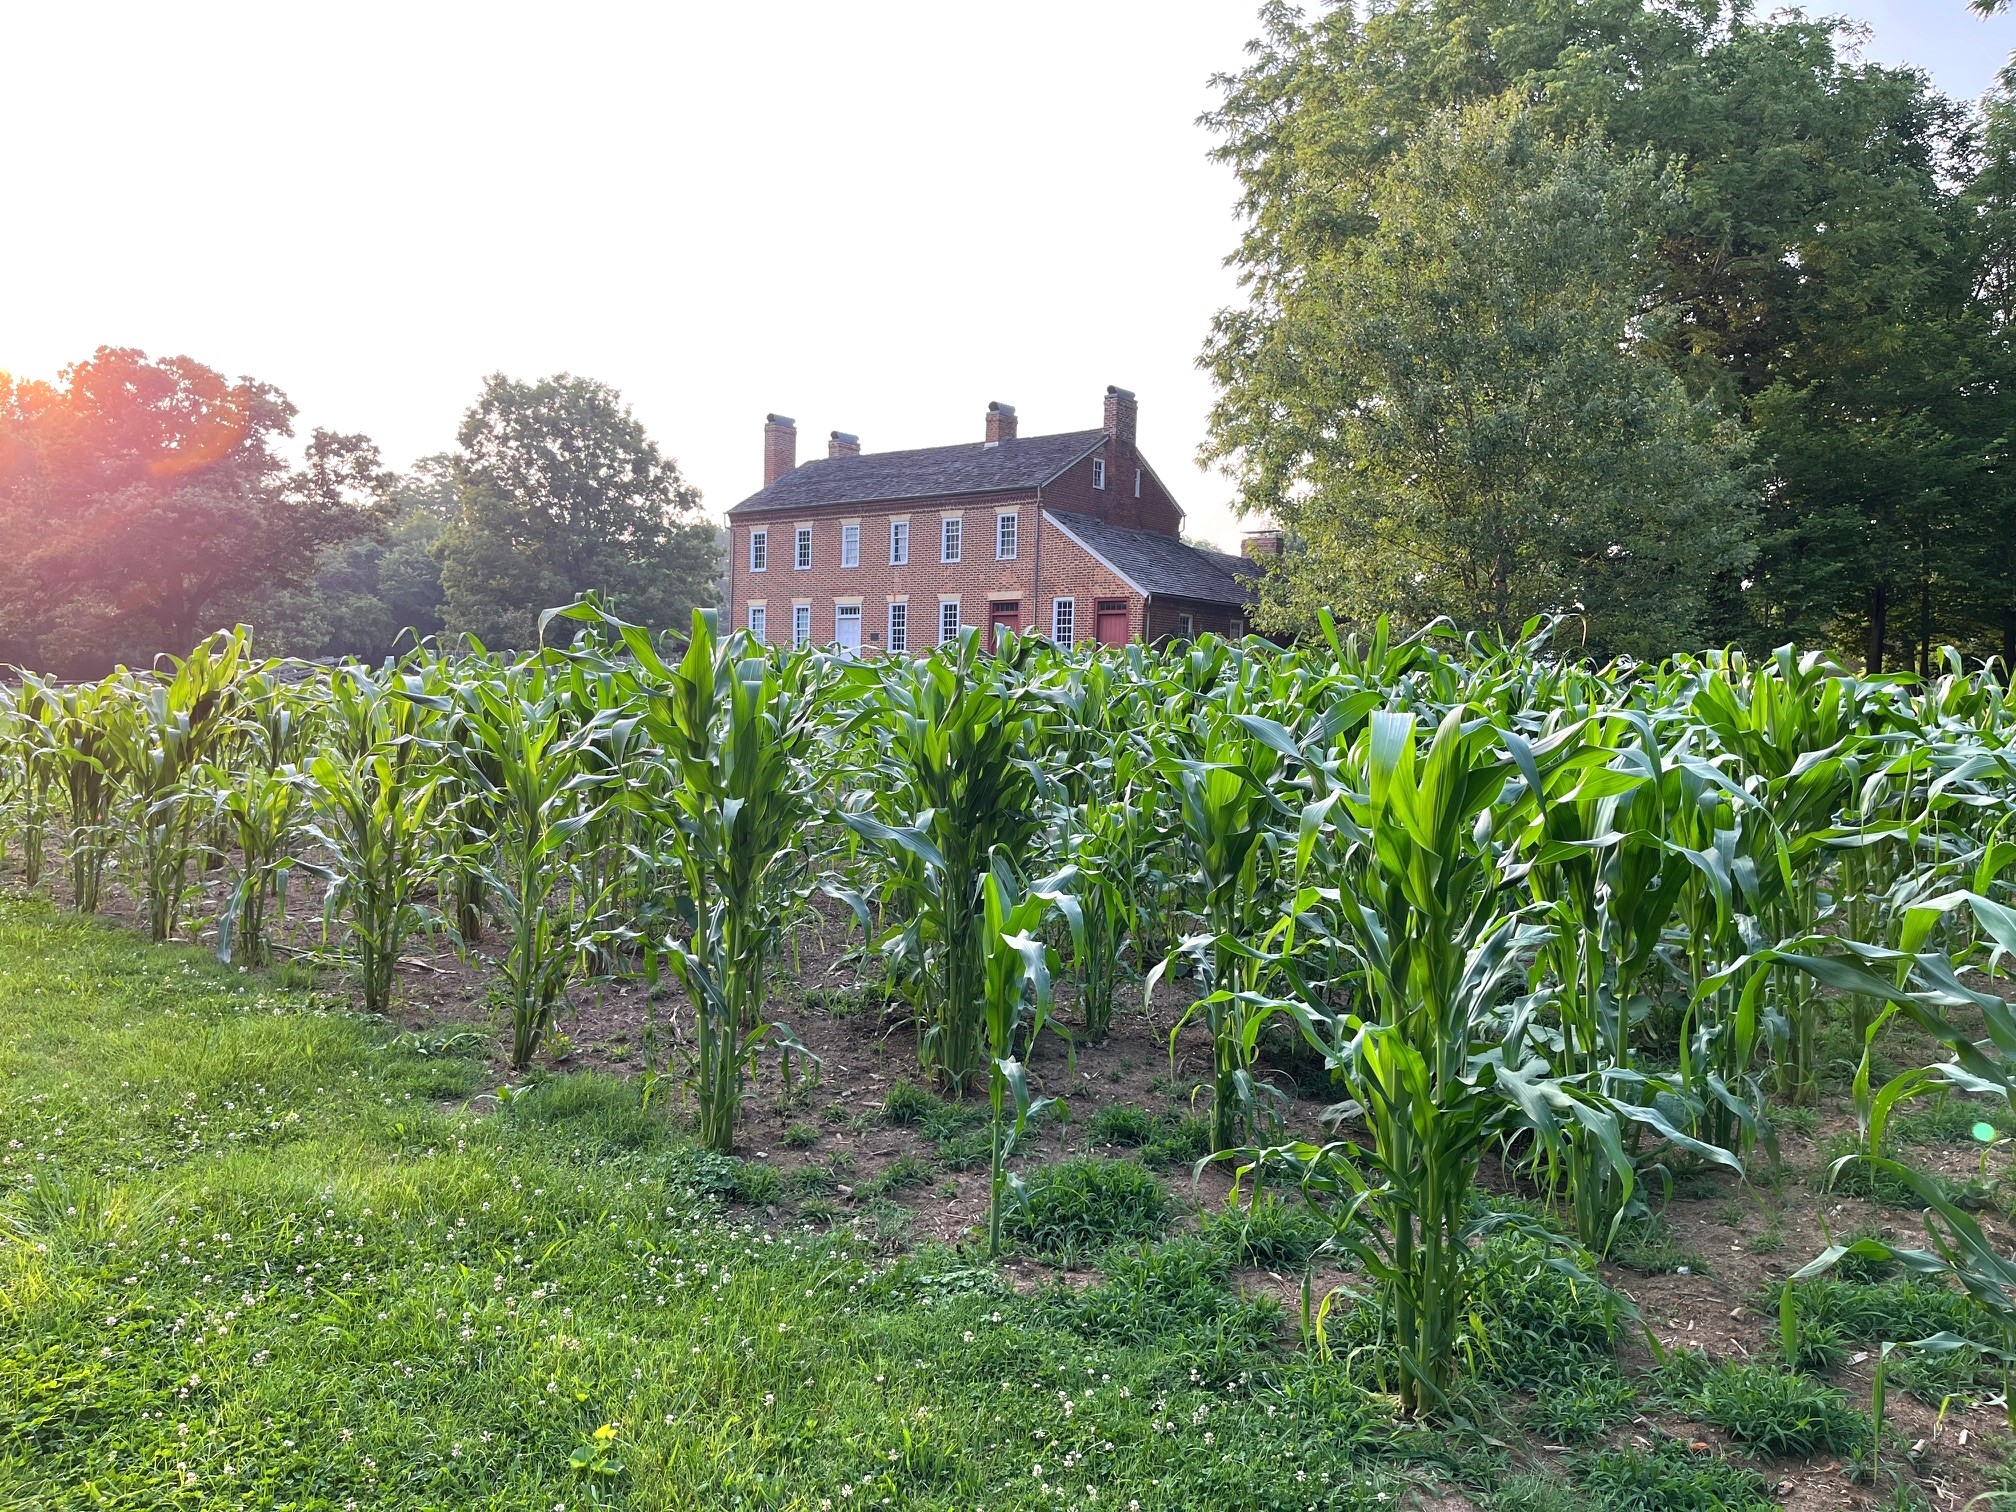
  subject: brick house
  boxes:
[723,387,1257,654]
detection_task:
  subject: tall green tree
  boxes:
[1206,1,2016,665]
[0,348,383,675]
[436,374,718,649]
[1217,99,1753,658]
[247,456,454,660]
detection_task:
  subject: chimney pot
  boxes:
[828,430,861,459]
[763,413,797,487]
[985,401,1018,446]
[1103,385,1138,450]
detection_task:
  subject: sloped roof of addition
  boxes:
[1043,510,1255,607]
[729,430,1106,514]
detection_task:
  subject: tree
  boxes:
[1205,1,2016,665]
[1218,100,1754,659]
[0,348,385,674]
[245,456,454,660]
[436,374,718,649]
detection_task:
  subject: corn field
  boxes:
[5,608,2016,1418]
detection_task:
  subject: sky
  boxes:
[5,3,2015,551]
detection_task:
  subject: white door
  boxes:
[834,603,862,655]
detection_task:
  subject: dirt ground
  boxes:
[18,868,2016,1509]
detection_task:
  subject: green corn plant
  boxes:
[1238,709,1728,1416]
[34,671,131,913]
[203,758,304,967]
[978,854,1076,1257]
[300,667,443,1016]
[107,629,250,943]
[553,603,828,1151]
[1151,720,1289,1154]
[414,658,618,1072]
[0,682,57,888]
[839,631,1045,1094]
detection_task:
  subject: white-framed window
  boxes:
[747,604,767,641]
[1229,617,1245,639]
[749,529,768,572]
[835,602,862,653]
[890,518,910,565]
[1051,597,1075,644]
[794,526,813,570]
[1177,612,1196,640]
[1092,458,1106,490]
[941,516,962,564]
[1134,468,1142,498]
[792,603,812,649]
[840,523,860,568]
[939,597,960,645]
[995,510,1018,561]
[887,600,908,653]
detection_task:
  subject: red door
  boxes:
[1094,599,1130,646]
[988,601,1020,652]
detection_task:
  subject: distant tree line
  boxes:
[0,353,719,676]
[1208,0,2016,669]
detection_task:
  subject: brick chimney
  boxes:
[985,401,1018,445]
[1103,385,1137,450]
[763,413,797,487]
[829,430,861,459]
[1242,529,1285,560]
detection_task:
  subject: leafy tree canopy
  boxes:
[0,347,387,676]
[1207,0,2016,668]
[436,373,719,650]
[1231,99,1755,660]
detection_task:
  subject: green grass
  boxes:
[0,896,1450,1510]
[1001,1155,1171,1260]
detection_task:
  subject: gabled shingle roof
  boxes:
[1043,510,1255,608]
[729,430,1105,514]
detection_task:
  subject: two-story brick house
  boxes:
[724,386,1255,654]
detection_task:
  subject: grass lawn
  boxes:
[0,896,1447,1511]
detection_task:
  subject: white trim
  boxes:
[748,528,768,572]
[995,508,1018,561]
[940,514,963,564]
[886,599,908,654]
[937,595,961,645]
[889,517,910,565]
[840,521,861,568]
[1039,510,1149,596]
[1091,457,1106,490]
[1051,596,1075,643]
[793,524,813,570]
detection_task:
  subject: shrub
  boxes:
[864,1154,933,1197]
[1521,1367,1637,1444]
[1201,1193,1331,1270]
[1684,1362,1865,1457]
[879,1079,938,1126]
[1003,1156,1170,1259]
[1087,1102,1155,1147]
[1140,1112,1213,1170]
[1044,1236,1282,1379]
[1574,1434,1773,1512]
[1491,1474,1582,1512]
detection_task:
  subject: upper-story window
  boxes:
[795,526,813,570]
[996,511,1018,561]
[749,529,768,572]
[941,516,962,564]
[1092,458,1106,490]
[890,519,909,565]
[841,523,860,568]
[1134,468,1142,498]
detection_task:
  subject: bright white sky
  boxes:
[6,3,2014,550]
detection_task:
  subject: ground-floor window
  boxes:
[793,603,812,649]
[747,604,766,641]
[887,600,908,653]
[1051,597,1075,644]
[939,598,960,645]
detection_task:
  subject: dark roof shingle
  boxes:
[1043,510,1255,607]
[729,430,1105,514]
